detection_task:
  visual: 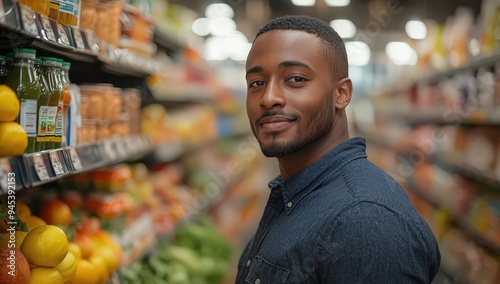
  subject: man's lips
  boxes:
[258,115,296,130]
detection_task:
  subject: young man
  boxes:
[236,15,440,283]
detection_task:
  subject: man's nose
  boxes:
[259,80,285,109]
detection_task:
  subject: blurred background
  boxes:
[0,0,499,283]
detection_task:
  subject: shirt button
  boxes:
[287,202,293,208]
[246,260,251,267]
[255,279,261,284]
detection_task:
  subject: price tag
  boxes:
[0,159,12,194]
[69,148,83,171]
[33,154,49,181]
[103,140,117,161]
[49,151,64,176]
[83,30,100,55]
[40,15,56,42]
[114,140,127,160]
[56,23,71,46]
[20,6,39,36]
[72,27,85,51]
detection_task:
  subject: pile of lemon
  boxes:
[0,85,27,157]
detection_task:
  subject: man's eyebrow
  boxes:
[279,61,311,70]
[246,66,263,76]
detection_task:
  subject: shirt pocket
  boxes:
[245,255,290,284]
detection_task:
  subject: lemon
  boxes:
[0,122,27,157]
[0,230,27,250]
[89,254,109,284]
[21,215,47,231]
[29,267,64,284]
[0,85,19,122]
[20,225,68,267]
[68,242,82,259]
[56,251,77,282]
[70,258,99,284]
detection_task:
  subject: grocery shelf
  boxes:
[152,28,184,55]
[432,155,500,188]
[0,135,152,192]
[405,181,500,256]
[151,84,217,105]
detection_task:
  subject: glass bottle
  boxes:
[0,56,8,84]
[54,58,64,149]
[38,57,63,150]
[34,58,51,152]
[4,48,41,154]
[60,61,71,146]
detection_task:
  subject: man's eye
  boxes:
[250,81,266,87]
[288,77,306,83]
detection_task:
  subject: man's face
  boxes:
[245,30,336,157]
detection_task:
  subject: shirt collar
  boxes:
[268,137,367,215]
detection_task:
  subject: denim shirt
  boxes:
[236,137,441,284]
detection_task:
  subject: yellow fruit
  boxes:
[92,246,119,274]
[56,251,77,282]
[68,242,82,259]
[0,122,27,157]
[89,255,109,284]
[29,267,64,284]
[0,230,27,250]
[70,258,99,284]
[20,225,68,267]
[21,215,46,231]
[0,85,19,122]
[16,202,31,220]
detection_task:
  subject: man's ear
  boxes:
[334,78,353,110]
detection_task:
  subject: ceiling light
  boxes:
[330,19,356,38]
[210,17,237,36]
[192,18,211,36]
[205,3,234,19]
[405,20,427,40]
[345,41,371,66]
[385,42,418,65]
[291,0,315,6]
[325,0,350,6]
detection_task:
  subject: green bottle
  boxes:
[34,58,51,152]
[4,48,41,154]
[38,57,63,150]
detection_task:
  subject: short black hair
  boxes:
[255,15,348,79]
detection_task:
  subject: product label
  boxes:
[72,27,85,51]
[33,154,49,181]
[49,151,64,176]
[20,6,38,36]
[69,148,83,171]
[40,16,56,42]
[45,106,57,140]
[37,106,49,141]
[55,102,63,142]
[56,23,70,46]
[20,100,37,138]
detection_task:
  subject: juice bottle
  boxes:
[34,58,51,152]
[60,61,71,146]
[38,57,62,150]
[4,48,41,153]
[54,58,64,149]
[26,0,50,16]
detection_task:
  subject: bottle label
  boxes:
[37,106,49,141]
[20,100,37,138]
[45,106,58,140]
[55,102,63,142]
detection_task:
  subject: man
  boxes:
[236,15,440,283]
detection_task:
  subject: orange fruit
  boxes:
[20,225,68,267]
[20,215,46,231]
[0,85,20,122]
[0,230,27,250]
[68,242,82,259]
[39,199,72,226]
[29,267,64,284]
[88,254,109,284]
[91,246,119,274]
[73,234,94,259]
[0,122,27,157]
[56,251,77,282]
[0,248,30,284]
[75,216,101,235]
[15,202,31,220]
[70,258,99,284]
